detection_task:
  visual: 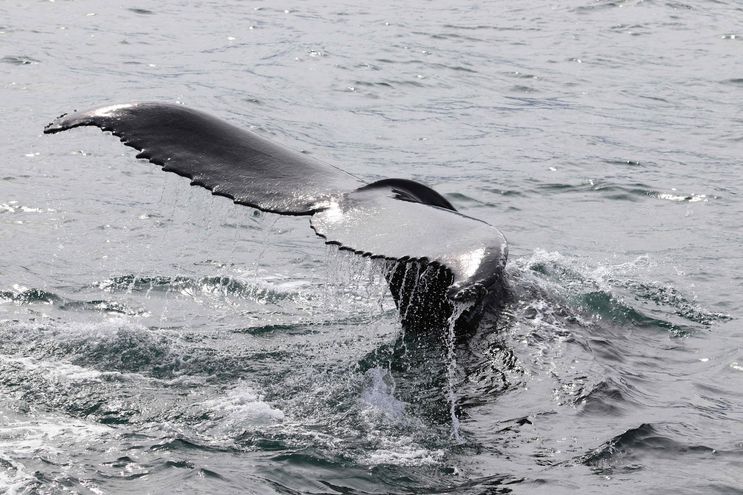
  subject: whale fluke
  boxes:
[44,102,508,330]
[44,103,362,215]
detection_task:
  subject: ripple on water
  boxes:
[574,377,633,416]
[722,78,743,86]
[0,287,60,305]
[582,423,717,473]
[1,55,40,66]
[530,178,718,205]
[0,284,149,317]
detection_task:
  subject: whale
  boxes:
[44,102,508,332]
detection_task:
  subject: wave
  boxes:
[532,180,714,204]
[582,423,716,472]
[97,274,297,304]
[1,286,147,317]
[511,249,730,335]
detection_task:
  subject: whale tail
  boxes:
[45,102,508,330]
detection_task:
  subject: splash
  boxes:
[512,249,730,333]
[360,367,406,421]
[194,383,285,439]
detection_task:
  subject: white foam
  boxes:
[657,192,707,203]
[0,408,111,494]
[0,453,36,495]
[0,355,103,382]
[362,440,445,467]
[356,370,444,467]
[0,203,55,215]
[196,383,284,437]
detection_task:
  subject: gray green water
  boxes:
[1,1,741,493]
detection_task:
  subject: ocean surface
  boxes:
[1,1,741,493]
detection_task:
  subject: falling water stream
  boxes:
[445,300,473,443]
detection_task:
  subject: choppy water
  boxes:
[1,1,742,493]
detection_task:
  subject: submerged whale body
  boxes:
[44,102,508,331]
